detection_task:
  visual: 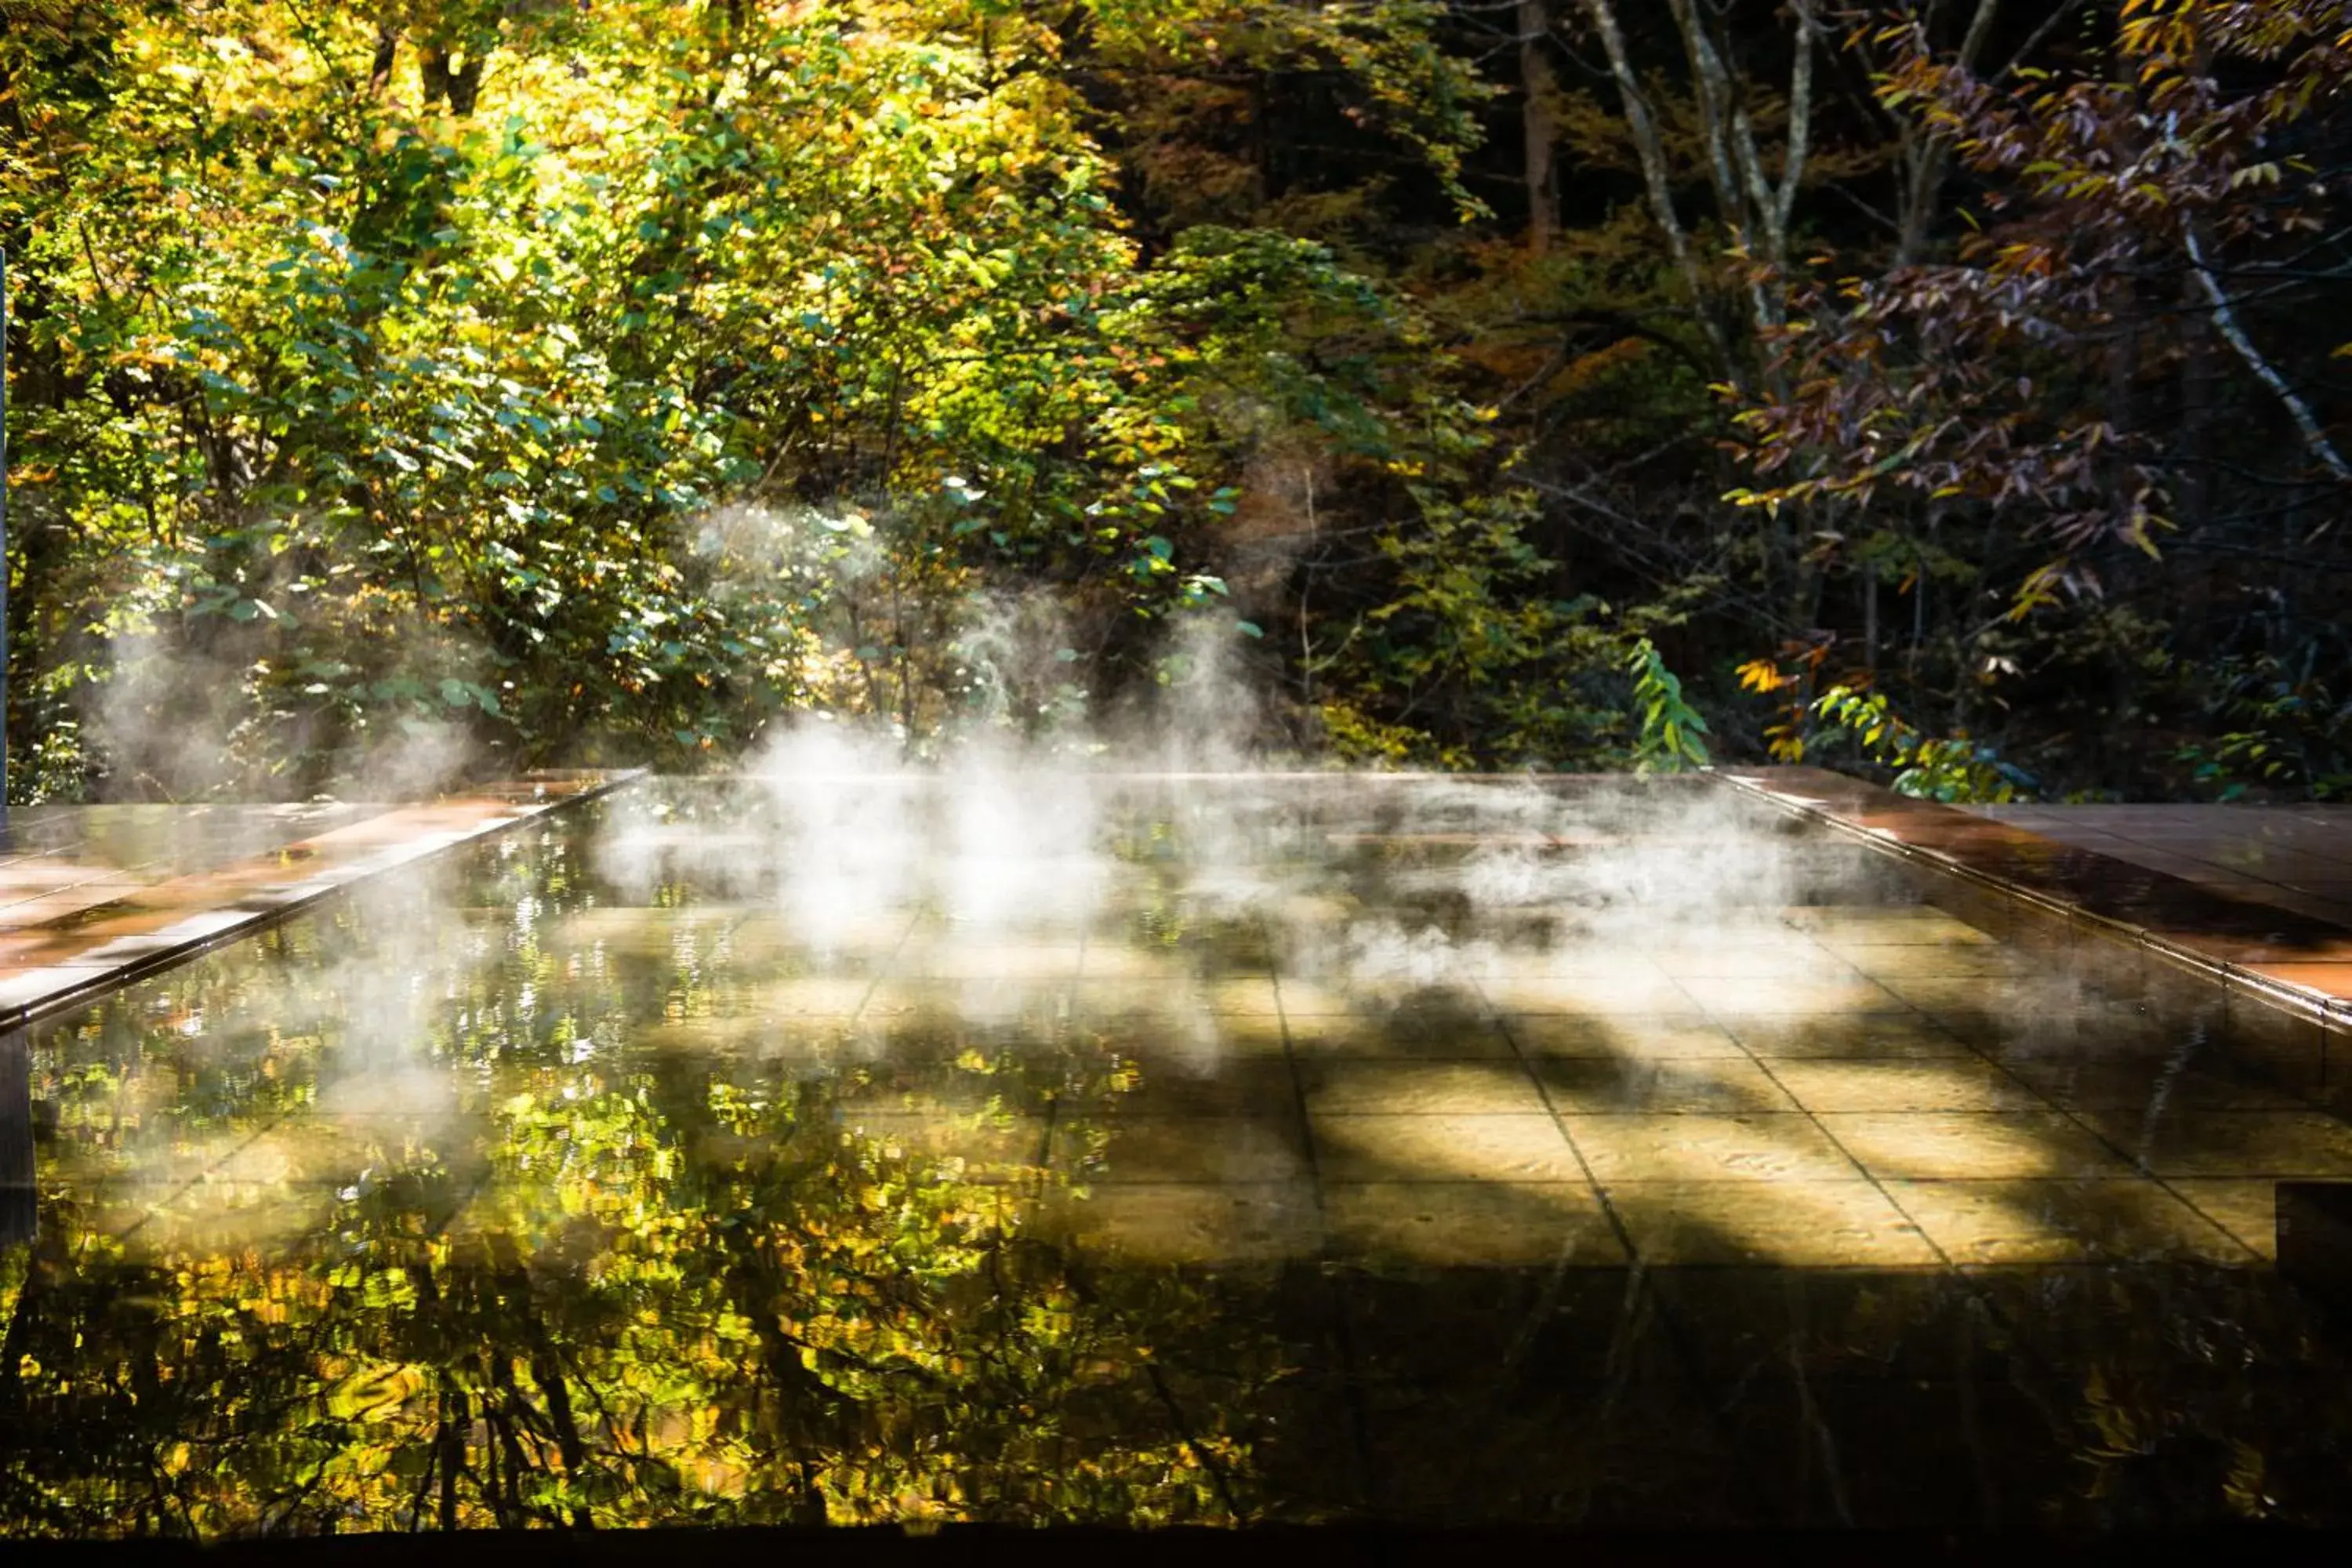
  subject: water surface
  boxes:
[1,777,2345,1534]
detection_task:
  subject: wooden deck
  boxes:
[0,773,637,1029]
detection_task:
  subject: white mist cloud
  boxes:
[575,581,2125,1062]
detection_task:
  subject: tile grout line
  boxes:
[1660,929,2214,1478]
[1472,975,1642,1268]
[1265,909,1383,1519]
[1892,960,2274,1263]
[1759,924,2267,1265]
[1705,922,1966,1273]
[1474,970,1795,1530]
[1265,928,1336,1247]
[1036,916,1095,1188]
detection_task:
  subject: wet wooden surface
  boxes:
[0,774,637,1027]
[1723,768,2352,1022]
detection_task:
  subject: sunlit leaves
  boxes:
[1,0,1539,790]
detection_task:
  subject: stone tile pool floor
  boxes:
[5,776,2352,1532]
[485,897,2311,1273]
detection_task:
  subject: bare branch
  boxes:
[2183,225,2352,501]
[1570,0,1735,373]
[1662,0,1748,233]
[1997,0,2093,85]
[1895,0,1999,268]
[1773,0,1819,247]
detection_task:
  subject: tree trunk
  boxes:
[421,46,487,116]
[369,23,400,98]
[1520,0,1558,255]
[1572,0,1735,377]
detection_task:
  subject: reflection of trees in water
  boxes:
[5,802,2352,1534]
[0,830,1287,1535]
[1344,1265,2352,1531]
[2057,1269,2352,1529]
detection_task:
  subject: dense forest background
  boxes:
[0,0,2347,801]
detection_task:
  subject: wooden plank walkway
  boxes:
[1963,800,2352,932]
[0,772,638,1029]
[1721,767,2352,1088]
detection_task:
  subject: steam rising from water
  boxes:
[590,615,1918,1029]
